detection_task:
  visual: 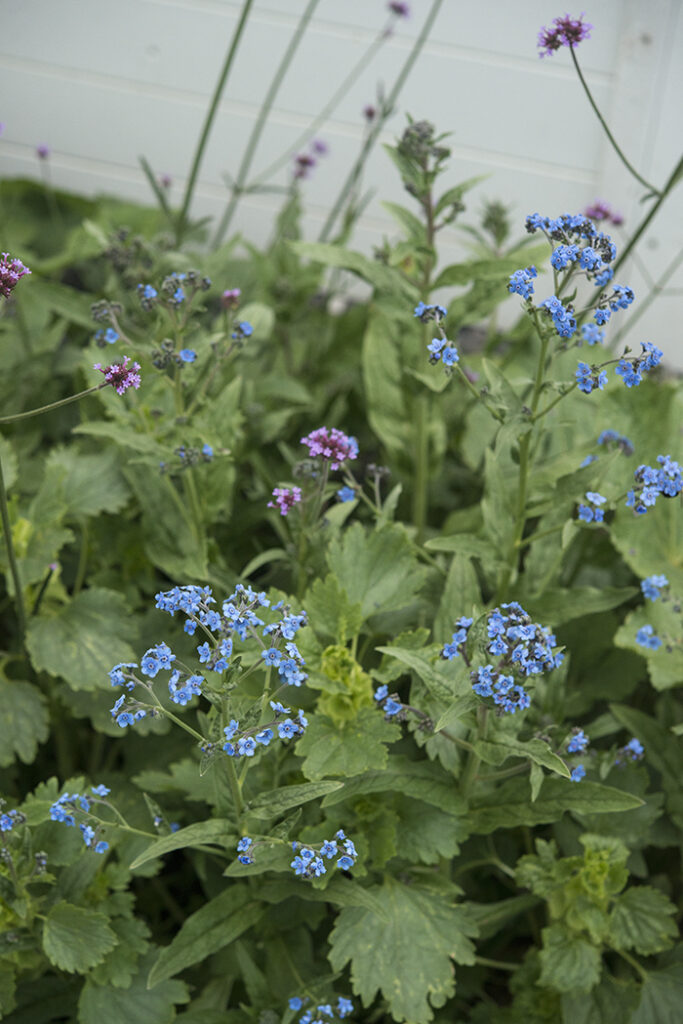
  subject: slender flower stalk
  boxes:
[211,0,320,247]
[0,453,26,640]
[175,0,256,244]
[0,385,104,424]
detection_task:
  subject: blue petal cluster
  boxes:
[291,829,358,877]
[373,684,402,718]
[576,362,607,394]
[616,737,645,764]
[626,455,682,515]
[641,574,669,601]
[0,809,22,832]
[570,765,586,782]
[414,301,447,323]
[540,295,577,338]
[567,729,589,753]
[635,625,662,650]
[49,787,110,854]
[441,616,473,660]
[288,995,354,1021]
[615,342,663,387]
[508,265,537,299]
[222,700,307,756]
[597,429,634,455]
[577,491,607,523]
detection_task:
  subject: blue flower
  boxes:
[441,344,459,366]
[109,662,138,689]
[581,323,604,346]
[278,719,297,740]
[623,737,644,760]
[337,485,356,502]
[91,784,110,797]
[289,997,304,1011]
[594,307,611,326]
[337,997,354,1017]
[567,729,589,753]
[384,698,402,717]
[270,700,290,716]
[576,362,608,394]
[94,327,119,345]
[550,244,579,269]
[571,764,586,782]
[635,625,662,650]
[508,265,537,299]
[231,320,253,340]
[427,337,446,359]
[261,647,282,667]
[337,855,354,870]
[641,574,669,601]
[255,728,274,746]
[94,841,109,854]
[179,348,196,363]
[237,736,256,757]
[374,684,389,702]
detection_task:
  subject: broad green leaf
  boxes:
[89,915,150,988]
[148,886,262,988]
[609,705,681,789]
[305,574,363,642]
[327,523,425,621]
[28,278,95,326]
[425,533,499,561]
[465,778,643,835]
[0,678,49,766]
[43,447,130,518]
[381,201,425,240]
[614,604,683,691]
[0,436,18,491]
[432,247,547,290]
[26,588,137,691]
[258,876,388,920]
[376,646,461,704]
[79,949,189,1024]
[247,780,343,819]
[608,886,678,956]
[434,552,481,642]
[466,894,541,942]
[328,877,477,1024]
[74,421,166,457]
[538,923,601,993]
[0,960,15,1018]
[530,761,544,802]
[560,973,639,1024]
[522,586,638,627]
[124,465,208,579]
[361,311,410,458]
[42,902,116,974]
[129,819,234,870]
[474,737,570,779]
[321,755,466,817]
[237,301,273,340]
[481,447,515,557]
[396,797,465,863]
[297,709,394,781]
[631,961,683,1024]
[289,241,417,299]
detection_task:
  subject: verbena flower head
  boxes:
[0,252,31,298]
[388,1,410,14]
[300,427,358,469]
[94,356,141,395]
[641,574,669,601]
[584,200,624,226]
[268,486,302,516]
[36,143,50,159]
[221,288,241,310]
[537,13,593,57]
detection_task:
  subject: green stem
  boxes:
[73,520,89,596]
[455,364,504,422]
[608,244,683,352]
[251,20,389,189]
[0,451,26,640]
[475,956,519,972]
[413,393,429,542]
[476,763,528,782]
[461,706,488,796]
[612,946,649,983]
[440,729,476,754]
[176,0,256,244]
[0,385,104,424]
[317,0,445,242]
[224,757,244,818]
[211,0,320,247]
[569,47,659,196]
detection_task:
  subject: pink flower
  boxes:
[94,356,142,395]
[300,427,359,470]
[268,487,302,517]
[0,253,31,298]
[583,200,624,226]
[221,288,241,310]
[537,13,592,57]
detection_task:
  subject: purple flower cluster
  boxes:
[537,12,592,57]
[583,200,624,226]
[268,486,302,516]
[94,356,141,395]
[626,455,682,515]
[49,787,111,854]
[300,427,359,470]
[577,491,607,523]
[293,139,328,181]
[0,253,31,298]
[222,700,307,757]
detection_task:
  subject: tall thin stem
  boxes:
[175,0,256,245]
[569,47,659,196]
[0,385,103,424]
[318,0,445,243]
[0,451,26,640]
[211,0,320,247]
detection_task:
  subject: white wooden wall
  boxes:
[2,0,682,366]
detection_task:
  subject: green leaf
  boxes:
[74,421,166,458]
[361,311,410,458]
[608,886,678,956]
[328,877,477,1024]
[0,436,18,491]
[538,923,601,993]
[28,279,95,327]
[247,780,344,819]
[560,973,639,1024]
[305,575,363,642]
[434,552,481,642]
[609,705,681,790]
[475,736,570,778]
[466,894,540,942]
[376,646,461,704]
[614,603,683,691]
[89,915,150,988]
[78,949,189,1024]
[289,241,417,299]
[148,887,262,988]
[321,755,466,817]
[26,588,137,691]
[481,447,515,557]
[0,678,49,766]
[297,709,394,781]
[522,586,638,626]
[396,797,465,863]
[327,523,425,622]
[381,201,426,240]
[632,961,683,1024]
[0,960,16,1018]
[43,447,130,518]
[258,876,388,920]
[432,246,547,290]
[42,902,117,974]
[129,820,233,870]
[465,778,643,835]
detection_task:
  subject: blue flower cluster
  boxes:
[0,808,22,832]
[576,361,607,394]
[524,212,617,283]
[414,301,447,323]
[571,765,586,782]
[231,320,253,341]
[641,574,669,601]
[540,295,577,338]
[626,455,682,515]
[288,995,354,1022]
[615,342,663,387]
[49,786,111,854]
[577,491,607,523]
[426,336,459,368]
[616,737,645,764]
[236,829,358,878]
[222,700,307,756]
[508,265,537,299]
[567,729,589,753]
[94,327,119,346]
[635,625,662,651]
[441,616,473,660]
[373,684,402,718]
[597,429,634,455]
[108,584,309,729]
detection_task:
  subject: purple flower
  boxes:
[0,252,31,298]
[584,200,623,226]
[36,143,50,160]
[268,486,302,516]
[221,288,241,310]
[537,13,593,57]
[388,1,410,15]
[300,427,358,469]
[94,356,141,395]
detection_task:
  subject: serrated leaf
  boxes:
[79,949,189,1024]
[247,780,343,819]
[321,755,466,817]
[631,961,683,1024]
[0,678,49,766]
[465,777,643,834]
[327,523,425,621]
[328,877,477,1024]
[89,915,150,988]
[43,447,130,518]
[560,973,639,1024]
[538,923,601,993]
[475,737,570,778]
[148,887,262,988]
[305,574,363,642]
[42,902,116,974]
[608,886,678,956]
[297,709,393,781]
[26,588,137,691]
[258,876,388,920]
[129,819,233,870]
